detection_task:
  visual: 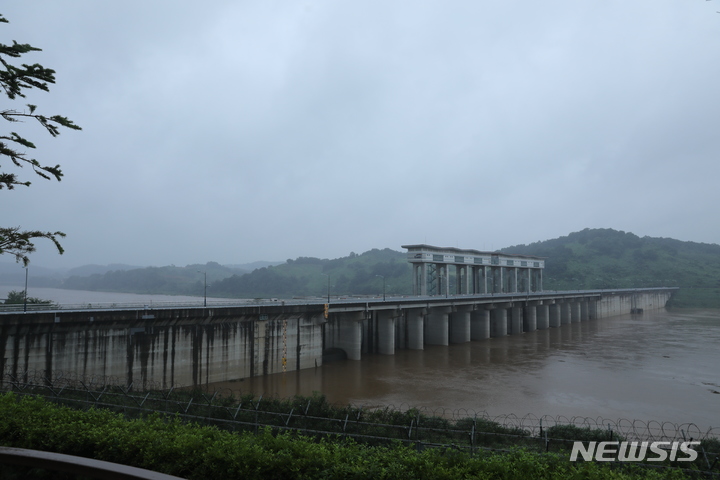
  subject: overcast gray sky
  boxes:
[2,1,719,269]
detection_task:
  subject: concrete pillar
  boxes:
[580,301,589,321]
[455,265,470,295]
[437,265,450,297]
[426,306,451,345]
[377,310,395,355]
[414,263,429,296]
[571,302,581,323]
[561,303,571,325]
[537,304,549,330]
[523,305,537,332]
[361,313,372,354]
[491,308,507,337]
[589,300,598,320]
[526,269,532,293]
[473,266,488,294]
[538,269,543,291]
[326,311,363,360]
[465,265,472,294]
[470,308,490,340]
[413,264,418,296]
[406,308,424,350]
[450,306,471,343]
[549,304,561,327]
[394,310,405,349]
[511,305,523,334]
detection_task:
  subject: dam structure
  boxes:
[403,244,544,296]
[0,246,677,390]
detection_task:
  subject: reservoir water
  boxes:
[215,308,720,433]
[2,287,717,431]
[0,285,224,306]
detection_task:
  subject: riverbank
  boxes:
[207,308,720,434]
[0,392,711,479]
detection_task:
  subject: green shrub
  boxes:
[0,393,699,480]
[546,424,623,442]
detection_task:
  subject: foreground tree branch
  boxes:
[1,13,81,264]
[0,227,66,266]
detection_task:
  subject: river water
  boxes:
[2,287,717,430]
[0,285,224,306]
[216,308,720,432]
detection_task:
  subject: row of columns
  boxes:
[413,263,543,296]
[326,299,597,360]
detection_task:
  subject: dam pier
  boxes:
[0,245,677,389]
[0,288,676,390]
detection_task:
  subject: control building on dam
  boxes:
[403,244,545,296]
[0,246,678,390]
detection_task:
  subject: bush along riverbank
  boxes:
[0,392,712,480]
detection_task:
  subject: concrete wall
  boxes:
[0,306,325,389]
[595,290,673,318]
[0,289,675,388]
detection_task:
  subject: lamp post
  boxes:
[197,271,207,307]
[23,267,28,313]
[320,273,330,303]
[375,275,386,301]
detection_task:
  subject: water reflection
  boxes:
[211,309,719,429]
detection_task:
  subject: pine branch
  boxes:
[0,227,66,266]
[1,13,80,264]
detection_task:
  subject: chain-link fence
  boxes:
[2,367,718,475]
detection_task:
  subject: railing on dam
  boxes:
[0,287,683,420]
[0,287,678,315]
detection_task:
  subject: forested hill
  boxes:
[24,229,720,308]
[502,228,720,307]
[50,249,413,300]
[59,262,247,297]
[208,249,411,299]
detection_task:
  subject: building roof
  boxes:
[401,244,545,260]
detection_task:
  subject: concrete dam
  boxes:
[0,288,676,390]
[0,245,677,390]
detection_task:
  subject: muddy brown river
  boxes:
[211,309,719,431]
[2,287,715,430]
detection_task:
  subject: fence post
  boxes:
[470,419,475,453]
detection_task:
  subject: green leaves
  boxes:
[0,393,697,480]
[1,13,81,265]
[2,289,54,305]
[0,226,66,266]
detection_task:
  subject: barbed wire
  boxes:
[2,367,717,444]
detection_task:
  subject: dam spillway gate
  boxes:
[0,288,677,389]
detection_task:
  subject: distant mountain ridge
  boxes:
[501,228,720,307]
[67,264,144,277]
[2,229,717,307]
[209,248,409,299]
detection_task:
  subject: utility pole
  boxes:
[23,267,28,313]
[197,270,207,307]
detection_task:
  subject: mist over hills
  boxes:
[501,228,720,307]
[1,229,718,307]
